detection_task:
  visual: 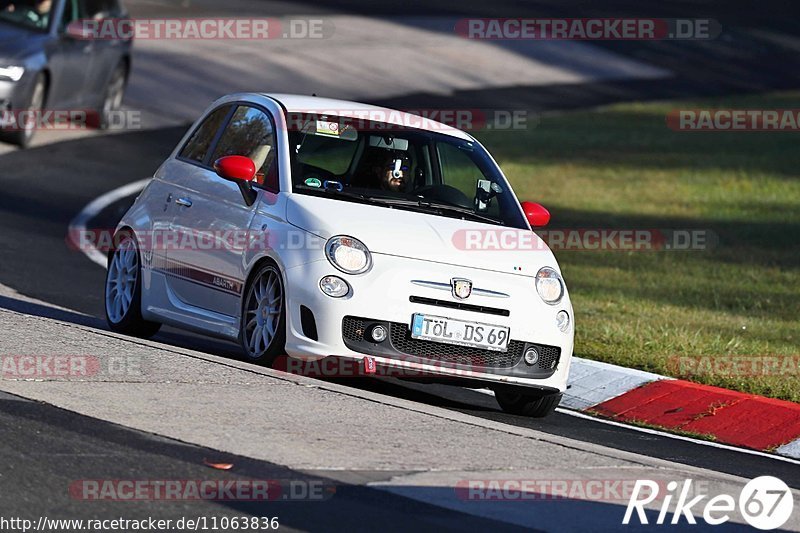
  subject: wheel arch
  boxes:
[107,225,137,262]
[242,254,286,296]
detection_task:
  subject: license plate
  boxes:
[410,314,510,352]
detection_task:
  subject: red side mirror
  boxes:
[521,201,550,227]
[213,155,256,183]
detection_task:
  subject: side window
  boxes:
[179,106,232,165]
[58,0,81,32]
[210,106,278,192]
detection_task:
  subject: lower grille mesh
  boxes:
[342,316,559,370]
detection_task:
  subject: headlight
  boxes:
[325,236,371,274]
[536,267,564,304]
[0,66,25,82]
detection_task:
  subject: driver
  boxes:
[3,0,51,28]
[376,152,411,192]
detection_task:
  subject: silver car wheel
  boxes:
[22,77,45,143]
[105,236,138,323]
[103,68,125,121]
[243,267,282,357]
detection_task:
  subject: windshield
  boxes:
[0,0,53,31]
[288,115,527,229]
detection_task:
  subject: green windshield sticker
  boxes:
[304,177,322,188]
[316,120,341,136]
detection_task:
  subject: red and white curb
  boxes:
[563,357,800,460]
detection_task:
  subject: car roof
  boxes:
[260,93,474,141]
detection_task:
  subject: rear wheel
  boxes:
[239,262,286,365]
[104,231,161,338]
[494,390,562,418]
[0,73,46,149]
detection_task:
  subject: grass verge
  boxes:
[476,92,800,401]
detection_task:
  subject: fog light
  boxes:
[369,324,387,343]
[319,275,349,298]
[523,347,539,366]
[556,310,570,332]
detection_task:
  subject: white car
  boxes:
[104,93,574,417]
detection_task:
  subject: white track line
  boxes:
[68,178,150,269]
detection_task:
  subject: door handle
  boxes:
[175,197,193,207]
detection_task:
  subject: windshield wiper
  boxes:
[420,201,505,225]
[364,195,504,225]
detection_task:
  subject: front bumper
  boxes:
[0,77,26,109]
[282,254,574,392]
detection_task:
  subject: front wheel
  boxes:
[0,73,46,148]
[494,390,562,418]
[104,232,161,338]
[239,262,286,365]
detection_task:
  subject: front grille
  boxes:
[408,296,510,317]
[535,344,560,370]
[389,322,524,367]
[342,316,528,368]
[342,316,368,342]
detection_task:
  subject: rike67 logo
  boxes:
[624,476,794,529]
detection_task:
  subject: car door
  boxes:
[168,104,278,317]
[45,0,93,107]
[78,0,128,103]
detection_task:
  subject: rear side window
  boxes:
[210,106,278,191]
[179,106,232,164]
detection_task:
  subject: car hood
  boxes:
[0,22,44,60]
[285,193,559,277]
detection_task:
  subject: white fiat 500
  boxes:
[105,93,574,417]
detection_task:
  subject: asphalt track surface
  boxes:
[0,391,536,532]
[1,99,799,488]
[2,0,800,529]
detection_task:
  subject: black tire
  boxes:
[494,390,562,418]
[0,73,46,149]
[239,262,286,365]
[104,231,161,338]
[94,62,127,130]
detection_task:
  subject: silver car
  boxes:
[0,0,132,147]
[104,93,574,418]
